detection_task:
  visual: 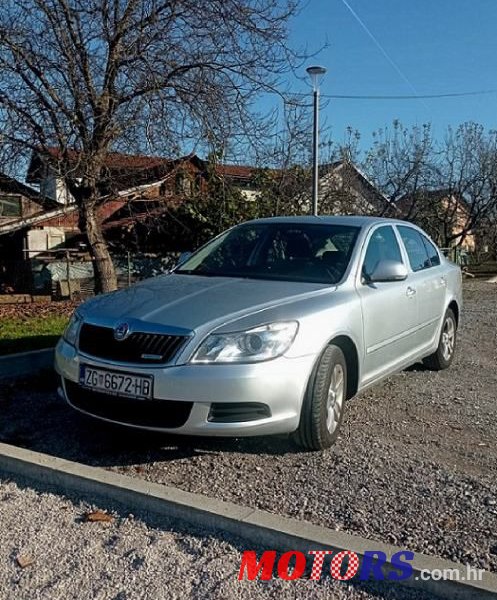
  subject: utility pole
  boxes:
[306,66,327,216]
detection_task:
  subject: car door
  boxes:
[356,225,419,385]
[396,226,447,349]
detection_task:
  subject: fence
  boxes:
[0,250,180,299]
[440,247,470,267]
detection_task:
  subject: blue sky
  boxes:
[271,0,497,149]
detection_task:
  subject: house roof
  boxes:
[27,147,259,186]
[319,160,395,212]
[396,189,470,216]
[0,205,79,235]
[214,164,254,179]
[47,147,169,170]
[26,149,207,185]
[0,172,41,200]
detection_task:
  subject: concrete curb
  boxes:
[0,442,495,599]
[0,348,54,380]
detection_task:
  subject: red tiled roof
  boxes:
[43,147,173,170]
[28,148,258,190]
[214,164,254,179]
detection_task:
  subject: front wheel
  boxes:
[423,308,457,370]
[294,344,347,451]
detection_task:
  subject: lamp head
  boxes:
[306,65,327,90]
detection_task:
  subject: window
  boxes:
[0,195,21,217]
[362,226,403,280]
[398,226,431,272]
[421,235,441,267]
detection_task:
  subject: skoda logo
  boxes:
[114,322,130,341]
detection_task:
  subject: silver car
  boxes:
[55,216,462,450]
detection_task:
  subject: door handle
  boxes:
[440,276,447,287]
[406,286,417,297]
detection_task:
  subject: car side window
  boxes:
[421,235,441,267]
[398,226,432,272]
[362,226,403,280]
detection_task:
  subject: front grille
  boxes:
[78,323,187,364]
[208,402,271,423]
[64,380,193,428]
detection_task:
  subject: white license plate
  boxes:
[80,366,153,399]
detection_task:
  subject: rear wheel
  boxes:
[294,344,347,451]
[423,308,457,370]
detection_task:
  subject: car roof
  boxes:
[242,215,408,228]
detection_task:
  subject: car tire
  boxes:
[294,344,347,451]
[423,308,457,371]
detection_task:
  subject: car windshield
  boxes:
[175,223,360,284]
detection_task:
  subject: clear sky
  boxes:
[274,0,497,149]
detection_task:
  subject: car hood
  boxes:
[80,273,332,332]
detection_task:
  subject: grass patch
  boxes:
[0,315,68,355]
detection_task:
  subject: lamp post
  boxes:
[306,65,327,216]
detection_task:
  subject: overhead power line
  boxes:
[284,89,497,102]
[321,89,497,100]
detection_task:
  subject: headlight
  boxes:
[63,312,83,346]
[191,321,298,364]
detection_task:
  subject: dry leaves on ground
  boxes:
[84,510,115,523]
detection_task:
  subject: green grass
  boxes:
[0,315,69,355]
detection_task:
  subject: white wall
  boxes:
[27,227,66,257]
[40,175,75,205]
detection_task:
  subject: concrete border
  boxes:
[0,348,54,380]
[0,442,495,599]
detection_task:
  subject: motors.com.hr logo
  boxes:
[238,550,485,583]
[239,549,412,581]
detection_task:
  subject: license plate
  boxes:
[79,365,153,399]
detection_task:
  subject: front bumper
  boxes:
[55,338,316,436]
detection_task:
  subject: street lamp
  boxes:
[306,65,327,216]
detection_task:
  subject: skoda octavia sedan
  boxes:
[55,216,462,450]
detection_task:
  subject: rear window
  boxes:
[421,235,441,267]
[398,226,432,272]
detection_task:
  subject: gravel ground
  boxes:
[0,479,439,600]
[0,280,496,574]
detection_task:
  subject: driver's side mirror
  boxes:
[365,259,408,283]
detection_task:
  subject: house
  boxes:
[1,150,260,286]
[317,161,394,216]
[0,150,394,293]
[24,149,263,249]
[214,164,260,200]
[26,148,259,204]
[396,190,476,252]
[0,172,57,223]
[0,171,67,261]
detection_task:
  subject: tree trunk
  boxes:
[80,202,118,294]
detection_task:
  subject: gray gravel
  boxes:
[0,281,496,574]
[0,479,438,600]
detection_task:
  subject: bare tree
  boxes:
[251,100,313,216]
[363,120,435,204]
[363,121,497,250]
[0,0,303,292]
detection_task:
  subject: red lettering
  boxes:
[330,551,360,581]
[308,550,334,580]
[277,551,307,580]
[238,551,276,580]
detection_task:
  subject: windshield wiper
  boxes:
[175,269,224,277]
